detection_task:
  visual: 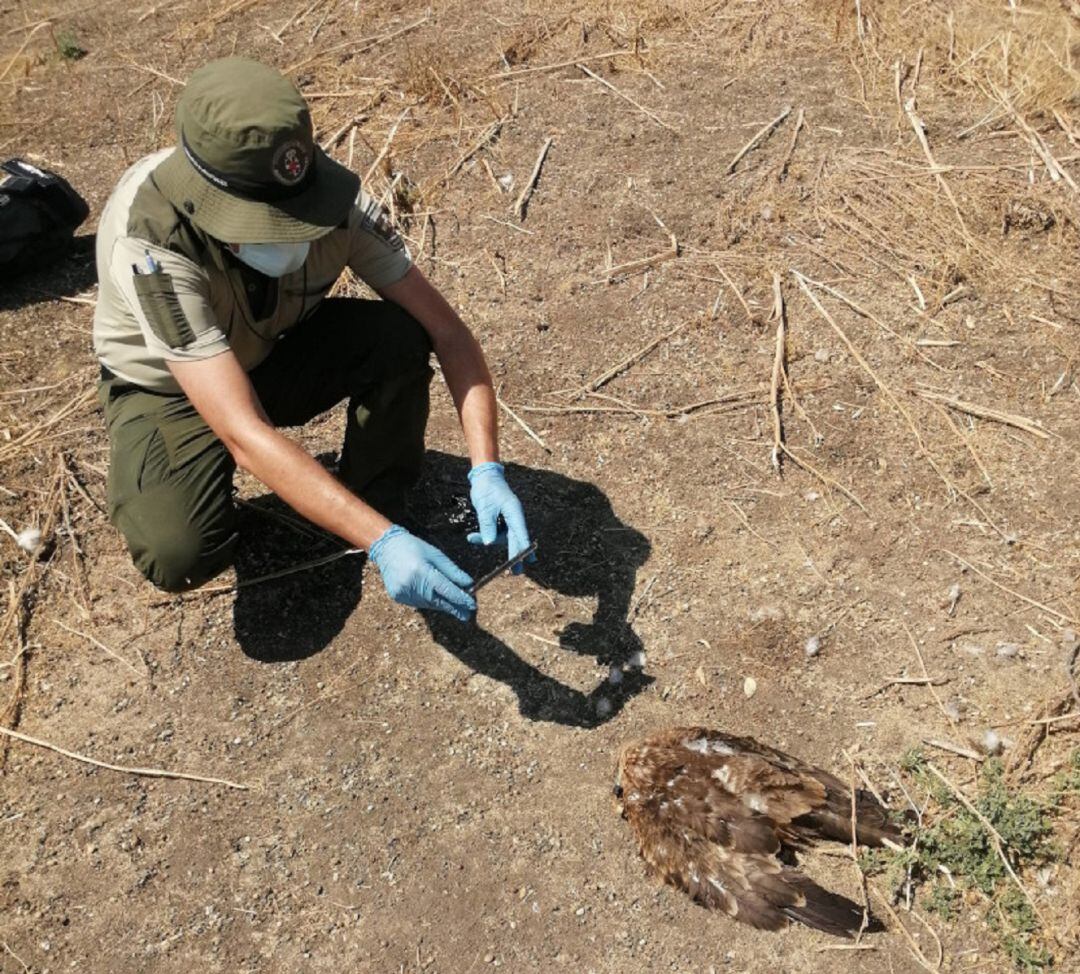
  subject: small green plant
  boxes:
[993,887,1053,974]
[863,749,1079,972]
[925,883,959,921]
[54,29,87,61]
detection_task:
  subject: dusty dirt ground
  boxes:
[1,1,1079,972]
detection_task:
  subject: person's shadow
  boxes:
[232,450,653,727]
[231,470,366,663]
[415,452,653,727]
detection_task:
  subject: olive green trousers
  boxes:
[98,298,433,592]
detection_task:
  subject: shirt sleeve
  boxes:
[346,188,413,290]
[111,236,231,363]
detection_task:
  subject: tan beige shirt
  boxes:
[93,149,412,393]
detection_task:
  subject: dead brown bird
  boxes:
[616,728,904,937]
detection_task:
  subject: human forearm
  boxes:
[378,266,499,465]
[168,353,392,550]
[374,267,533,563]
[434,329,499,466]
[230,423,392,550]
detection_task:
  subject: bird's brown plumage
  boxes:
[616,728,903,936]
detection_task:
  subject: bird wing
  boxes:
[636,763,786,853]
[668,729,901,846]
[670,730,828,827]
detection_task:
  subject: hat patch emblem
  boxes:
[273,141,309,186]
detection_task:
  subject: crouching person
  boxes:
[92,58,533,621]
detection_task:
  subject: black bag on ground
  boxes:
[0,158,90,278]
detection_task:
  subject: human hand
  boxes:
[467,462,536,571]
[369,525,476,622]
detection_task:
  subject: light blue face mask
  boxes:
[233,240,310,277]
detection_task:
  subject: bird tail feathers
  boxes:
[781,872,883,938]
[798,779,905,848]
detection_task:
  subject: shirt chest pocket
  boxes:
[208,271,280,345]
[282,277,337,321]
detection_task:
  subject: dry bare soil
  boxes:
[1,1,1079,972]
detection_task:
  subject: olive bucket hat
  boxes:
[154,58,359,243]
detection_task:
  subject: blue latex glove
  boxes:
[369,525,476,622]
[467,461,535,572]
